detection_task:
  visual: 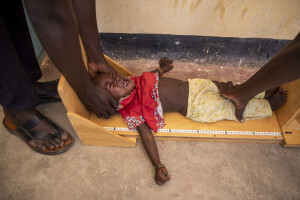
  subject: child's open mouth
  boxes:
[123,79,129,87]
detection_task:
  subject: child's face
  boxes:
[93,73,135,100]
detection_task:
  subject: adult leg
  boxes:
[0,5,73,154]
[219,33,300,122]
[0,15,38,110]
[72,0,116,77]
[2,0,60,105]
[1,0,41,83]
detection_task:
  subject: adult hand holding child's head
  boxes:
[88,61,117,79]
[80,84,119,119]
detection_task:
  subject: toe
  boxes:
[50,140,59,148]
[44,142,55,150]
[30,140,47,150]
[235,105,246,123]
[60,131,69,141]
[55,138,64,146]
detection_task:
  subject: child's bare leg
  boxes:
[266,89,287,111]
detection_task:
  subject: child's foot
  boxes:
[264,87,280,99]
[266,89,287,111]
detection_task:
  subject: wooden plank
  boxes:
[68,112,136,147]
[58,77,91,119]
[276,79,300,129]
[104,55,133,76]
[89,112,282,143]
[288,116,300,129]
[282,121,300,147]
[90,112,282,133]
[276,79,300,147]
[121,132,283,140]
[134,136,282,144]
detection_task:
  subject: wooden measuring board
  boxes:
[58,36,299,147]
[89,112,283,144]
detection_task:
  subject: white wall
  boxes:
[96,0,300,40]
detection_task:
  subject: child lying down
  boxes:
[92,57,287,185]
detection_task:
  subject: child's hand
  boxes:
[159,57,173,73]
[155,167,171,185]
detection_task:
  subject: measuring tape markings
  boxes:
[103,127,282,137]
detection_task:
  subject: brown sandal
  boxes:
[3,111,73,155]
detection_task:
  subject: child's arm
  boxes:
[136,123,171,185]
[150,57,174,76]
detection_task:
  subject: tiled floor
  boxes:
[0,56,299,200]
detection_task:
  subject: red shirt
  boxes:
[118,72,165,133]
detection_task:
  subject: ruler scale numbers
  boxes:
[103,127,282,137]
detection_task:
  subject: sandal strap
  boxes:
[16,128,58,141]
[21,112,45,131]
[16,111,60,141]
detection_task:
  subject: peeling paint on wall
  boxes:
[96,0,300,40]
[190,0,203,12]
[241,8,247,18]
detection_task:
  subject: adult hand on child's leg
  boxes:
[155,167,171,185]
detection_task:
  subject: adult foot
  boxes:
[264,87,280,99]
[266,89,287,111]
[88,61,116,78]
[3,108,73,155]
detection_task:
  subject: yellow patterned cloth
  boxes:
[186,79,272,123]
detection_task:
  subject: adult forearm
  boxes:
[72,0,105,63]
[24,0,94,97]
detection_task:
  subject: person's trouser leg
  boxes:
[1,0,42,82]
[0,12,38,110]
